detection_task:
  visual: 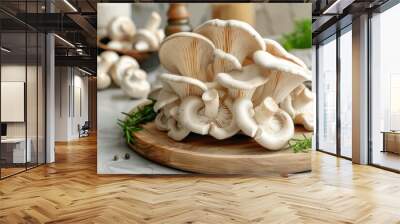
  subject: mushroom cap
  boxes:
[178,96,210,135]
[153,88,179,112]
[159,32,216,82]
[251,50,311,105]
[194,19,265,64]
[132,29,160,51]
[110,56,139,86]
[212,49,242,74]
[100,51,119,69]
[160,73,208,98]
[216,64,269,99]
[264,38,308,70]
[108,16,136,41]
[120,68,150,99]
[97,72,111,90]
[107,40,133,51]
[280,84,314,131]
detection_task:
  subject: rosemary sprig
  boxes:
[288,134,312,153]
[117,100,157,144]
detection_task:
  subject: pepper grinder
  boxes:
[165,3,192,36]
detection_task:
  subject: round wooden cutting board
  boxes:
[129,122,312,175]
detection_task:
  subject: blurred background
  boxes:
[98,3,311,67]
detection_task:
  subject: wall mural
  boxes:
[97,3,313,175]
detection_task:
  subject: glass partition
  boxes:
[0,1,46,179]
[370,3,400,171]
[317,36,337,155]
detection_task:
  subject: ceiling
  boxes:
[0,0,97,73]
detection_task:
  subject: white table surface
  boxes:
[97,67,186,174]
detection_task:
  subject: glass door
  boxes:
[317,36,337,155]
[339,27,352,158]
[370,3,400,171]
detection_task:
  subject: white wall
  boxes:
[55,67,89,141]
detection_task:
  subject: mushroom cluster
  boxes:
[106,12,165,52]
[152,19,313,150]
[97,52,150,99]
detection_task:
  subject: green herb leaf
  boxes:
[118,100,157,144]
[279,19,312,51]
[288,134,312,153]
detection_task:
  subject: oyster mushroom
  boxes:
[280,84,314,131]
[132,12,162,52]
[264,38,308,69]
[178,96,210,135]
[194,19,265,65]
[167,118,190,141]
[251,50,311,105]
[212,49,242,74]
[120,67,150,99]
[159,73,208,98]
[234,97,294,150]
[159,32,216,82]
[216,64,269,99]
[108,16,136,41]
[209,97,240,139]
[110,56,139,86]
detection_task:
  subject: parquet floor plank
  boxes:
[0,135,400,223]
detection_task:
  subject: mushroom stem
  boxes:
[178,96,210,135]
[293,85,313,107]
[254,97,279,125]
[202,89,219,119]
[145,12,161,32]
[167,118,190,141]
[233,98,258,137]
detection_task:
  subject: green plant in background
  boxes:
[288,134,312,153]
[279,18,312,51]
[118,100,157,144]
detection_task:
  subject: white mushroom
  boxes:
[251,50,311,105]
[110,56,139,86]
[99,51,119,71]
[120,68,150,99]
[159,32,216,82]
[280,84,314,131]
[233,97,294,150]
[97,56,112,90]
[107,40,132,51]
[132,12,162,52]
[97,56,109,90]
[156,29,165,42]
[108,16,136,41]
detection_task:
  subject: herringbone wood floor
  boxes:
[1,135,400,224]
